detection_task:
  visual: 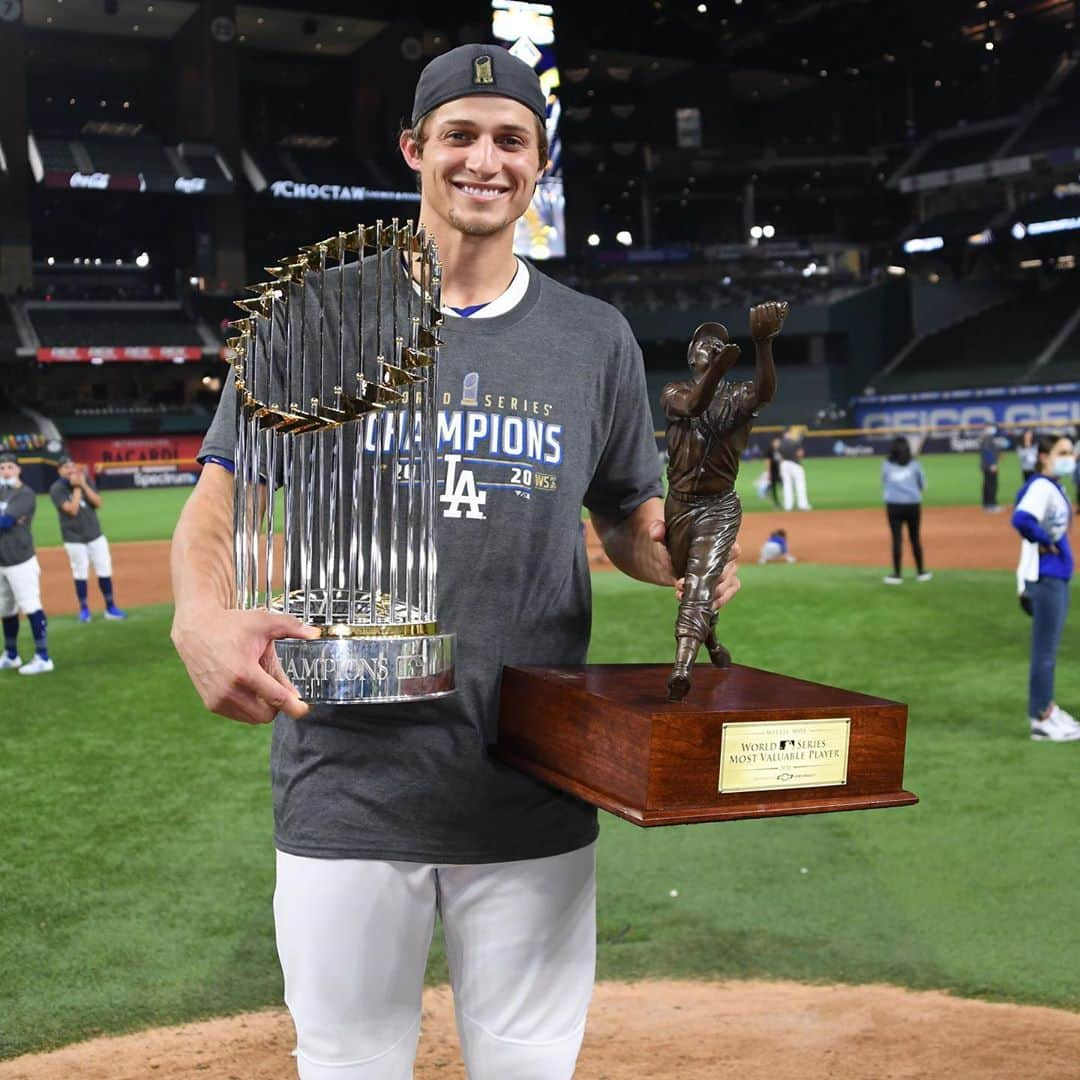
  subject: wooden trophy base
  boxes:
[495,664,917,826]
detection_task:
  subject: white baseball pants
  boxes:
[63,535,113,580]
[274,842,596,1079]
[780,460,810,510]
[0,556,42,617]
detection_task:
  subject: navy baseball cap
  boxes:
[411,44,546,127]
[0,451,17,465]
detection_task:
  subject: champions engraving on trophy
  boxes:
[226,220,455,704]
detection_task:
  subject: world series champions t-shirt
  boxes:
[49,479,104,544]
[198,260,663,863]
[0,484,36,567]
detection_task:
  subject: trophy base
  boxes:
[494,664,917,825]
[276,633,454,704]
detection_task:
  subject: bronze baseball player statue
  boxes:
[663,301,789,701]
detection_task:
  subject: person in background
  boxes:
[767,435,782,507]
[778,426,811,511]
[0,452,54,674]
[1016,429,1037,484]
[758,528,795,564]
[1012,433,1080,742]
[979,424,1000,512]
[881,435,930,585]
[49,456,126,622]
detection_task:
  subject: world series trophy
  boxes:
[226,220,454,704]
[495,305,916,825]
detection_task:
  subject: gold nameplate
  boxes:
[718,718,850,794]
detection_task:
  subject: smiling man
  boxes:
[172,44,740,1080]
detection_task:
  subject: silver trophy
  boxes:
[226,220,454,703]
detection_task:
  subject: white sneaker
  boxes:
[883,576,903,585]
[1030,708,1080,742]
[0,653,22,670]
[18,656,55,676]
[1049,704,1080,732]
[917,572,934,582]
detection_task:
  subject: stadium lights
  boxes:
[801,262,817,277]
[697,3,707,11]
[587,233,600,246]
[985,41,995,51]
[1025,216,1080,236]
[1011,222,1027,240]
[47,257,55,266]
[967,229,993,246]
[886,265,907,276]
[762,224,776,238]
[1019,258,1043,269]
[749,225,763,239]
[903,235,944,254]
[616,230,633,246]
[135,251,150,268]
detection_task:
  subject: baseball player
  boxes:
[171,45,741,1079]
[49,456,126,622]
[0,452,54,674]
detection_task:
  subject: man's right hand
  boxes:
[170,607,320,725]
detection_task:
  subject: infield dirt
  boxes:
[36,505,1022,615]
[2,980,1078,1079]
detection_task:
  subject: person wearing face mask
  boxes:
[0,452,54,674]
[1012,433,1079,741]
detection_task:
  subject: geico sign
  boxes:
[69,172,111,189]
[862,401,1080,429]
[269,180,420,203]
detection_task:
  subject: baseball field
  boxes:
[2,450,1079,1078]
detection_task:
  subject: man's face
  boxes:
[401,97,545,241]
[59,461,78,482]
[687,334,730,377]
[0,461,20,484]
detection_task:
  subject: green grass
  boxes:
[735,451,1030,512]
[25,451,1035,548]
[30,487,194,548]
[1,566,1077,1059]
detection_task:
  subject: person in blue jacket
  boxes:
[1012,433,1080,742]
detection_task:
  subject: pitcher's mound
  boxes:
[2,980,1079,1079]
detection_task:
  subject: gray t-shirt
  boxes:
[0,484,36,567]
[198,261,662,863]
[49,479,103,543]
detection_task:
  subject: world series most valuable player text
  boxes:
[718,718,851,794]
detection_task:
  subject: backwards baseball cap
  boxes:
[411,44,546,127]
[57,454,72,466]
[0,451,18,465]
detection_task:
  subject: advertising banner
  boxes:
[851,383,1080,433]
[65,434,204,489]
[37,346,202,363]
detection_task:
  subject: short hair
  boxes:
[401,110,549,192]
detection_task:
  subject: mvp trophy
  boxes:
[495,307,916,825]
[226,220,454,704]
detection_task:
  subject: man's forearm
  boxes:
[171,465,237,617]
[590,497,670,587]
